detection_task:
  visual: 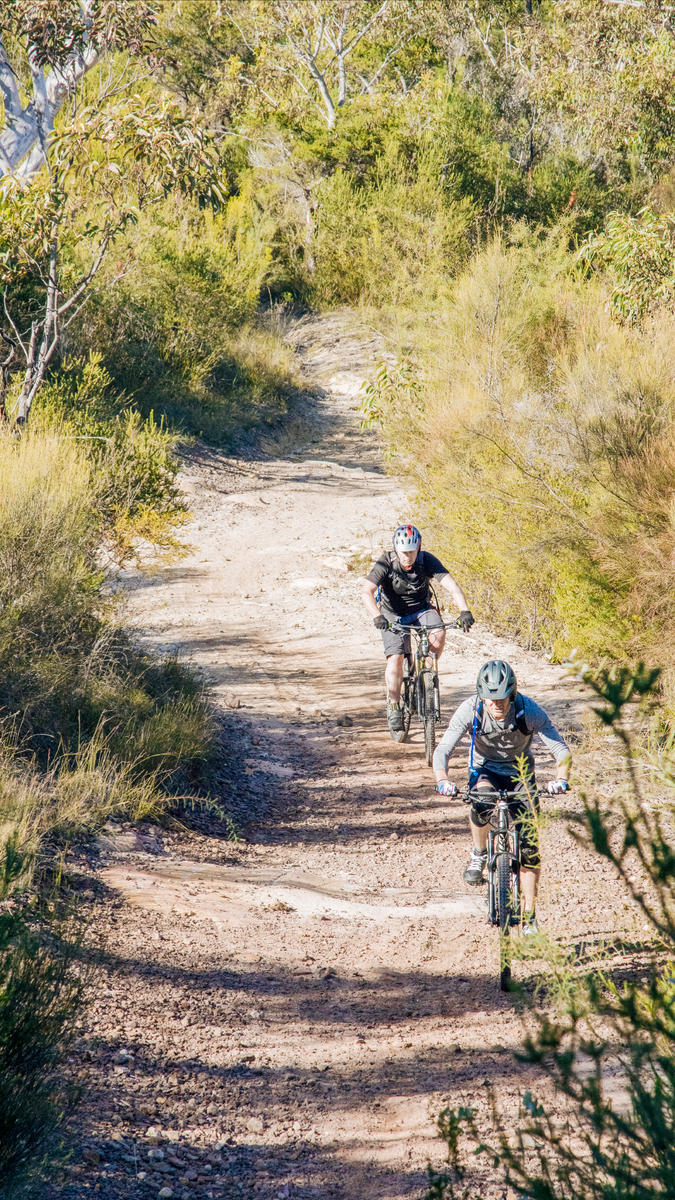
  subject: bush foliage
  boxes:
[362,230,675,715]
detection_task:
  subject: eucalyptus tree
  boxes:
[0,0,223,423]
[218,0,431,128]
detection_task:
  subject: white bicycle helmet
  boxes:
[393,524,421,552]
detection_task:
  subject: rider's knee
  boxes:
[520,844,541,870]
[520,855,541,871]
[469,802,491,827]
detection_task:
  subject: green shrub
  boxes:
[579,206,675,323]
[311,148,475,306]
[66,193,299,443]
[34,355,185,557]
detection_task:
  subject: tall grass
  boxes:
[0,430,213,786]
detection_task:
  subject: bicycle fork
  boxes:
[414,654,441,719]
[487,827,521,926]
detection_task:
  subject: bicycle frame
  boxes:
[384,617,461,760]
[391,619,459,721]
[408,624,439,720]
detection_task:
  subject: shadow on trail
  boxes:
[84,928,508,1028]
[44,961,528,1198]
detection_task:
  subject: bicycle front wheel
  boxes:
[497,850,514,990]
[423,671,436,766]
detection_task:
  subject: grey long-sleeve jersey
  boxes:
[432,693,571,777]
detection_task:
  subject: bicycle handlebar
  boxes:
[454,788,542,804]
[387,618,464,634]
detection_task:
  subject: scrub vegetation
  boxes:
[0,0,673,1192]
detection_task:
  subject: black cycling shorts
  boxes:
[469,767,541,869]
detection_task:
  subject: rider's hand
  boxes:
[436,780,458,797]
[373,614,389,630]
[547,778,569,795]
[459,610,475,632]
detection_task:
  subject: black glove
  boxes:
[373,614,389,630]
[459,610,475,632]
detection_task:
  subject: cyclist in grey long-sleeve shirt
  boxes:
[433,659,571,933]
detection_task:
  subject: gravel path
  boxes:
[44,312,646,1200]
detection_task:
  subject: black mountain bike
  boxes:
[389,619,461,766]
[458,787,538,991]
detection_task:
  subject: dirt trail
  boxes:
[49,313,636,1200]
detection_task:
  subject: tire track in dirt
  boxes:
[46,311,641,1200]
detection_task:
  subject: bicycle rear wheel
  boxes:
[497,850,514,990]
[423,671,436,766]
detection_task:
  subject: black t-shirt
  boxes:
[367,550,448,617]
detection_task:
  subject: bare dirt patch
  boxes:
[44,311,649,1200]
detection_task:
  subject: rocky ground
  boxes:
[41,312,654,1200]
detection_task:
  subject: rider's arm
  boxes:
[432,697,475,782]
[361,578,382,619]
[361,554,389,618]
[523,697,572,781]
[437,572,470,612]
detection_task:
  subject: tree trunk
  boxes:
[15,240,59,424]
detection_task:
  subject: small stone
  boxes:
[82,1148,101,1165]
[158,1189,173,1199]
[246,1116,264,1135]
[148,1147,165,1160]
[146,1126,163,1144]
[114,1049,133,1065]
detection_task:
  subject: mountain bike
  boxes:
[389,618,461,765]
[457,787,538,991]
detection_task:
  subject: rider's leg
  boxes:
[385,653,404,702]
[514,787,541,917]
[520,867,540,914]
[428,627,446,656]
[418,608,445,658]
[469,813,488,852]
[465,781,492,883]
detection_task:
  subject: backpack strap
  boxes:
[469,698,482,772]
[513,694,530,736]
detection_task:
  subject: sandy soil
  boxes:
[44,312,649,1200]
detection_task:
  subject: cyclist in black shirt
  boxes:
[361,524,474,735]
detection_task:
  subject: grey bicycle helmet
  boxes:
[393,524,421,552]
[476,659,517,700]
